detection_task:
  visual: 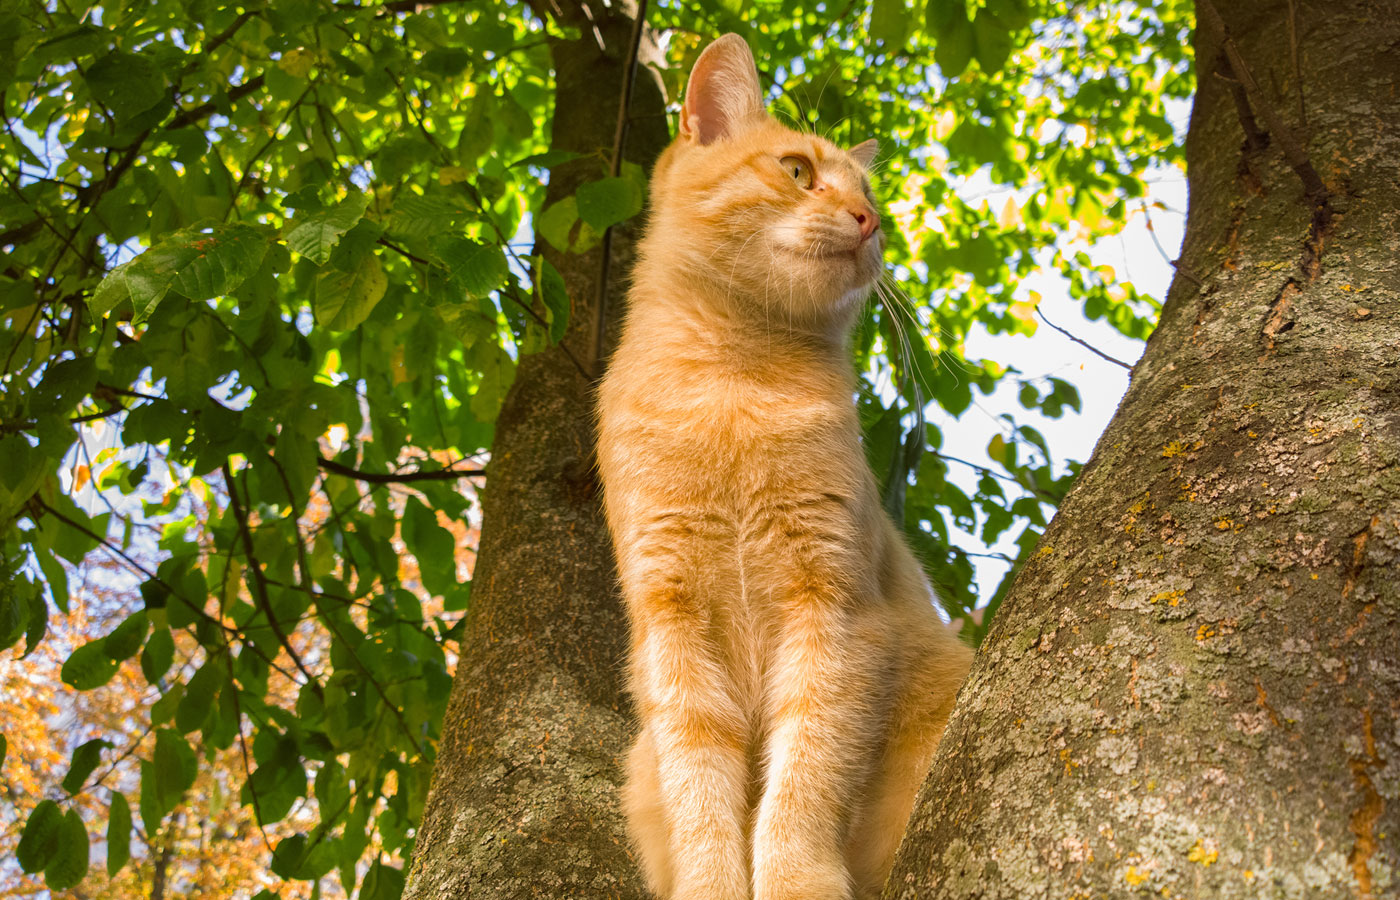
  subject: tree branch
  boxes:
[1035,307,1133,371]
[31,495,306,688]
[1196,0,1329,208]
[316,457,485,483]
[222,462,324,695]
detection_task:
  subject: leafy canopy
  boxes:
[0,0,1190,894]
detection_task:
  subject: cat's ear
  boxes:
[680,33,765,146]
[849,139,879,169]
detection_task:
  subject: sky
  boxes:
[939,166,1187,600]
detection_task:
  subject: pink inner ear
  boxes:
[681,34,763,145]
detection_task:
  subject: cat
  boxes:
[596,33,973,900]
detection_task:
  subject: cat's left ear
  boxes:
[849,139,879,169]
[680,34,765,145]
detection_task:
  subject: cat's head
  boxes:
[643,34,885,327]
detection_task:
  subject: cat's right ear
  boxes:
[680,34,764,146]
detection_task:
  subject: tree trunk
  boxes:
[403,5,668,897]
[888,1,1400,898]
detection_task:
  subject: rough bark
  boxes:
[888,1,1400,898]
[402,4,668,897]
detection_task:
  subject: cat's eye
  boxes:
[779,155,815,190]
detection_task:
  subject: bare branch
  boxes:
[1035,308,1132,371]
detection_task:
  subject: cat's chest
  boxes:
[615,363,854,464]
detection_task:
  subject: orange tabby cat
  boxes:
[596,33,973,900]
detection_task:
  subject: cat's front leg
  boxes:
[752,577,884,900]
[622,548,750,900]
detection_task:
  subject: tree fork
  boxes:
[888,1,1399,897]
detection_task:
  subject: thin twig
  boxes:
[223,648,277,853]
[1139,202,1204,288]
[1035,307,1132,371]
[1211,57,1268,155]
[590,0,649,379]
[264,455,426,759]
[198,9,259,60]
[222,462,323,695]
[931,450,1059,503]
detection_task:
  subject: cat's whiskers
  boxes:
[873,279,924,401]
[878,271,977,380]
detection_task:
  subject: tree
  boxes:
[2,0,1236,896]
[889,0,1400,896]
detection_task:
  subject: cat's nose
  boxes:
[850,206,879,241]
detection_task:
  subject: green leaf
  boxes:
[870,0,912,47]
[0,435,45,521]
[361,861,406,900]
[928,0,974,78]
[985,0,1033,31]
[150,728,198,818]
[17,800,62,873]
[123,224,271,324]
[37,548,70,614]
[140,627,175,684]
[104,610,148,661]
[421,47,472,76]
[246,735,306,825]
[86,51,166,120]
[43,808,89,891]
[176,662,222,734]
[286,193,371,265]
[435,237,508,299]
[509,149,585,169]
[576,177,644,231]
[534,255,570,344]
[537,197,580,252]
[313,248,388,331]
[62,738,112,795]
[23,588,48,658]
[988,433,1014,467]
[0,733,6,769]
[972,10,1014,74]
[403,497,456,597]
[61,639,120,690]
[107,793,132,876]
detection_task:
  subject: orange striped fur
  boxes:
[597,33,972,900]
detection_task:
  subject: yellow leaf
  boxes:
[1008,299,1038,326]
[997,197,1022,229]
[439,166,472,185]
[72,464,90,493]
[988,433,1009,465]
[278,48,317,78]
